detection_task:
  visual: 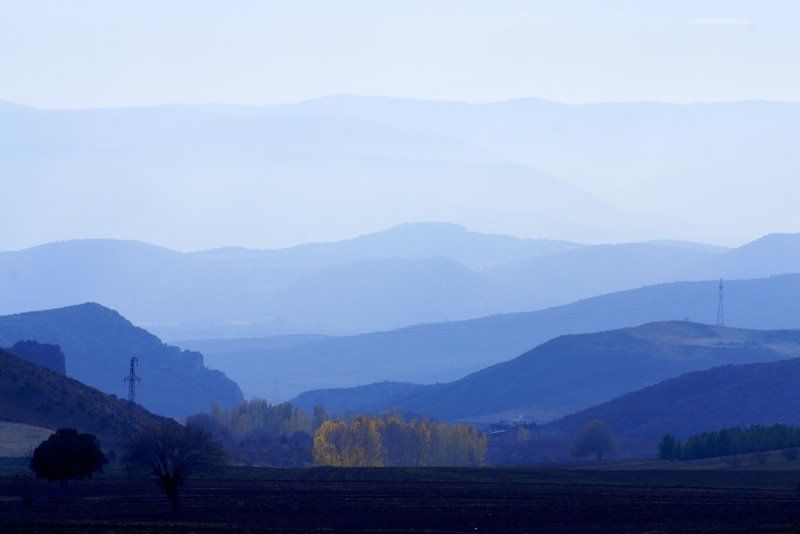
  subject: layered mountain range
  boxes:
[292,322,800,422]
[3,224,800,339]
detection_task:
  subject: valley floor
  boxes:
[2,466,800,532]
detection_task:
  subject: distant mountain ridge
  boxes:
[194,222,580,268]
[0,98,621,253]
[203,273,800,402]
[272,96,800,245]
[292,322,800,422]
[6,226,800,339]
[0,303,243,418]
[690,233,800,280]
[5,96,800,253]
[0,223,585,337]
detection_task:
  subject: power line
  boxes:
[717,279,724,327]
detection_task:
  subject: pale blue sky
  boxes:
[0,0,798,108]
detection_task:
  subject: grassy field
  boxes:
[0,422,51,458]
[2,465,800,532]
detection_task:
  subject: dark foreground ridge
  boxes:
[0,303,243,418]
[0,349,168,449]
[1,466,799,532]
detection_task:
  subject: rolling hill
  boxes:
[292,322,800,423]
[9,226,800,340]
[0,223,581,337]
[209,273,800,401]
[0,348,167,450]
[690,233,800,281]
[547,356,800,440]
[0,222,732,338]
[0,303,243,418]
[1,228,799,342]
[4,98,800,340]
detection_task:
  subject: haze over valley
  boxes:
[3,97,800,251]
[3,3,800,530]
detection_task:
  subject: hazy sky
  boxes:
[1,0,798,108]
[2,1,799,252]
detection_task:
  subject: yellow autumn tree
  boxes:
[313,420,348,466]
[313,414,485,467]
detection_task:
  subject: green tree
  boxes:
[572,420,618,460]
[674,424,800,460]
[126,424,225,513]
[30,428,108,487]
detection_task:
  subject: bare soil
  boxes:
[1,467,799,532]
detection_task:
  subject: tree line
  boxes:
[186,398,326,466]
[187,399,487,467]
[187,398,323,439]
[659,424,800,461]
[313,413,487,467]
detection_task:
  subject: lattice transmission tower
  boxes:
[123,356,140,423]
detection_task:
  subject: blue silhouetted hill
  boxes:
[293,322,800,422]
[260,273,800,401]
[0,303,243,418]
[7,340,65,375]
[547,355,800,440]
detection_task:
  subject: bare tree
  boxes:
[125,423,225,513]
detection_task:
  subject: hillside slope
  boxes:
[0,349,167,449]
[691,233,800,281]
[229,274,800,401]
[0,303,243,418]
[293,322,800,422]
[547,356,800,439]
